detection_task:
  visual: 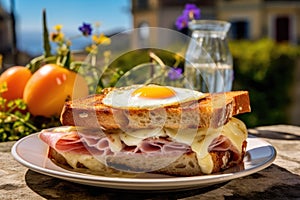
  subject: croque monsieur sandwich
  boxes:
[39,84,251,176]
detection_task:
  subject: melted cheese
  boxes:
[108,118,247,174]
[198,154,214,173]
[120,128,165,146]
[107,133,123,153]
[60,151,106,170]
[191,118,247,174]
[190,127,222,174]
[164,128,199,146]
[165,127,219,174]
[53,118,247,174]
[220,117,247,153]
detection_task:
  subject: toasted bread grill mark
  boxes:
[60,90,250,129]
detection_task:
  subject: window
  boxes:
[275,16,289,42]
[136,0,149,10]
[230,20,249,40]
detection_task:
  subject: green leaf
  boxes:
[43,9,52,58]
[0,82,8,93]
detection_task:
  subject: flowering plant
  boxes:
[49,22,112,93]
[139,3,201,87]
[175,4,201,31]
[49,22,111,69]
[26,10,111,71]
[121,5,201,85]
[24,10,113,95]
[0,10,115,141]
[149,52,183,83]
[146,4,201,84]
[50,22,111,56]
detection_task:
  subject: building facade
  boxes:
[131,0,300,44]
[0,5,13,53]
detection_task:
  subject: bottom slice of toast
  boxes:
[48,140,247,177]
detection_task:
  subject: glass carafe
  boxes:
[184,20,233,93]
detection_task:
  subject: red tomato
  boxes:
[0,66,32,100]
[23,64,89,117]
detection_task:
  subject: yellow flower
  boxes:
[92,34,111,45]
[50,32,64,43]
[54,24,63,32]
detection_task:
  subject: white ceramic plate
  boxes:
[11,133,276,190]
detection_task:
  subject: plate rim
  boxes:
[11,132,276,190]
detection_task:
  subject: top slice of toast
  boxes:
[60,87,251,130]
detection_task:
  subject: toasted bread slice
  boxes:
[60,88,250,130]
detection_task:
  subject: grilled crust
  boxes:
[47,141,247,176]
[60,89,251,130]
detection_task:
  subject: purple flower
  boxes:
[183,4,201,20]
[79,23,92,36]
[168,68,183,80]
[175,15,188,31]
[175,4,201,31]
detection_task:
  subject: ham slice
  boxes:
[39,129,112,155]
[208,135,240,161]
[123,137,191,155]
[39,129,240,159]
[39,130,87,153]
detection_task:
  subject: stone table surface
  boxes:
[1,125,300,200]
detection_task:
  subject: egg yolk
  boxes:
[131,85,176,99]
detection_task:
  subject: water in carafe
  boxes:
[184,20,233,93]
[185,63,233,92]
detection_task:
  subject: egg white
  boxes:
[102,85,204,109]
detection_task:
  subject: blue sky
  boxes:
[1,0,132,34]
[0,0,132,55]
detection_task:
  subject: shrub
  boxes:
[230,38,300,127]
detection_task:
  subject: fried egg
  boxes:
[102,84,204,109]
